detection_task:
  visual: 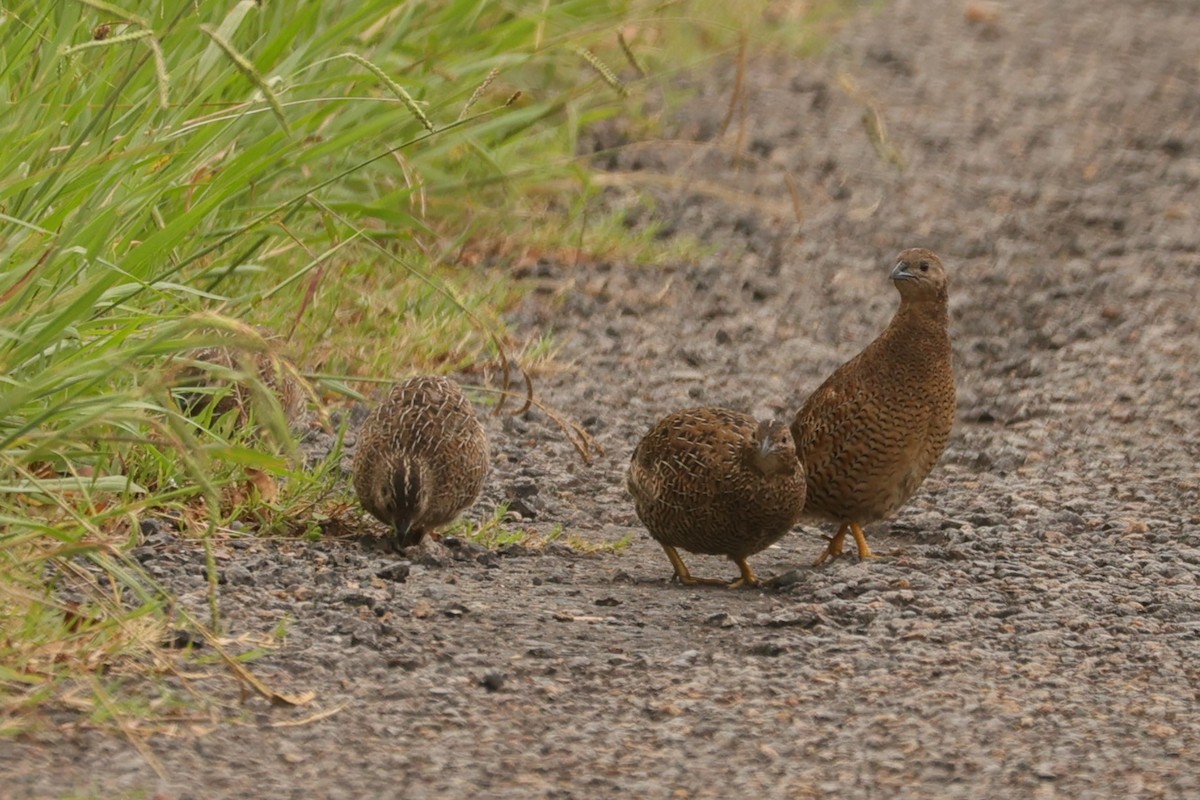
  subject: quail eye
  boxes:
[919,261,930,272]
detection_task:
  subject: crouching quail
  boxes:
[174,335,308,429]
[627,407,807,587]
[353,376,490,549]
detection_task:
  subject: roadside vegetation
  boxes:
[0,0,849,735]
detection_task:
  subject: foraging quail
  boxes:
[353,376,490,549]
[791,248,955,565]
[175,341,306,427]
[627,407,807,587]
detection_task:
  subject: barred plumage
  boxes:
[627,407,807,587]
[353,376,490,549]
[175,341,307,428]
[791,248,955,565]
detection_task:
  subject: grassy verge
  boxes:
[0,0,858,734]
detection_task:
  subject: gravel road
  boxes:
[6,0,1200,797]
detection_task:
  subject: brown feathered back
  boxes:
[353,376,489,548]
[628,407,807,584]
[175,342,307,428]
[791,249,955,553]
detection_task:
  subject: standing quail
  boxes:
[627,407,807,587]
[353,376,490,549]
[791,248,955,565]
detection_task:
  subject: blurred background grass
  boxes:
[0,0,852,732]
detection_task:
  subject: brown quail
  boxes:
[791,248,955,565]
[627,407,807,588]
[353,376,490,549]
[175,341,306,427]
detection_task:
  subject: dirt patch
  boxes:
[7,1,1200,797]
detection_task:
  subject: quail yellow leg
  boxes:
[812,523,850,566]
[726,557,761,589]
[849,521,876,561]
[661,544,727,586]
[813,521,878,565]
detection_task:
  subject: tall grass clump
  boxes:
[0,0,623,731]
[0,0,852,731]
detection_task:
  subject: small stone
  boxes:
[748,642,787,657]
[412,550,447,568]
[421,585,452,601]
[223,565,254,586]
[511,480,540,498]
[1034,763,1057,780]
[767,569,807,589]
[376,561,411,583]
[670,649,702,668]
[349,629,378,648]
[387,657,423,672]
[480,671,506,692]
[509,497,539,519]
[500,543,533,558]
[131,546,157,564]
[341,592,376,610]
[758,610,822,629]
[279,746,306,765]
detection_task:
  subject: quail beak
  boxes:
[890,261,915,281]
[394,518,414,541]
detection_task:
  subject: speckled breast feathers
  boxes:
[628,407,807,584]
[353,376,489,547]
